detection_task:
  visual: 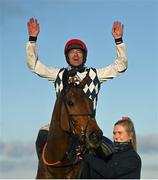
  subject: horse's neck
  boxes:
[45,94,71,162]
[46,127,70,163]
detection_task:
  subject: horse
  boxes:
[36,77,103,179]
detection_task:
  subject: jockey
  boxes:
[26,18,127,160]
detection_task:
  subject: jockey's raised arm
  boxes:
[26,17,129,179]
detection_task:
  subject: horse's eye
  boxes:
[67,100,74,107]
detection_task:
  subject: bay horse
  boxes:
[36,76,103,179]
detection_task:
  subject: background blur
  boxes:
[0,0,158,178]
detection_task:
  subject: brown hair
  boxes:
[114,117,137,151]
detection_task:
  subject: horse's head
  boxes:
[38,85,103,179]
[60,86,103,149]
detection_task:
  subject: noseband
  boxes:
[42,72,95,168]
[62,86,93,143]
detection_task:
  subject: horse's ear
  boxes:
[60,101,70,132]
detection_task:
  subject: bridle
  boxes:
[42,85,94,168]
[63,92,92,138]
[62,85,94,152]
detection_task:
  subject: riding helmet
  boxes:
[64,39,88,66]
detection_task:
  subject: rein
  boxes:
[42,92,92,168]
[42,143,62,166]
[42,105,91,168]
[42,70,93,168]
[42,143,82,168]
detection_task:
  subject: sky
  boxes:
[0,0,158,178]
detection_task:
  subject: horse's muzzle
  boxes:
[86,129,103,149]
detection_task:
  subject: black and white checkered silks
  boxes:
[55,67,101,117]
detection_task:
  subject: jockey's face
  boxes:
[68,49,84,67]
[113,124,132,143]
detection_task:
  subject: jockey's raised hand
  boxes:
[27,18,40,37]
[112,21,124,39]
[26,17,128,178]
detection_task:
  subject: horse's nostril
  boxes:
[90,130,103,142]
[87,130,103,149]
[90,132,98,140]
